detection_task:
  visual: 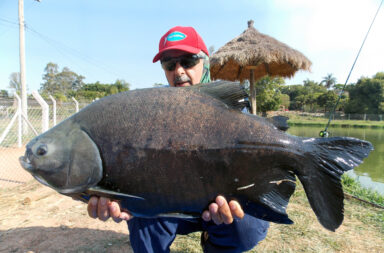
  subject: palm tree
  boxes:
[321,73,337,89]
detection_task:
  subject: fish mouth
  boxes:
[19,156,34,172]
[19,156,88,194]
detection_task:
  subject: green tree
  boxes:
[9,72,21,94]
[254,76,285,114]
[280,94,290,110]
[73,79,130,100]
[345,72,384,114]
[317,91,338,112]
[280,85,305,110]
[109,86,118,94]
[280,80,326,111]
[0,90,9,98]
[40,62,85,96]
[321,73,337,89]
[113,79,130,92]
[41,62,59,94]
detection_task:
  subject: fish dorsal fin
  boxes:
[186,81,250,111]
[266,116,290,131]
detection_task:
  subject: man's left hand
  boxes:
[201,196,244,225]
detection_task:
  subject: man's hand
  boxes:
[87,196,132,223]
[201,196,244,225]
[86,195,243,225]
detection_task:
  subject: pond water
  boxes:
[288,125,384,194]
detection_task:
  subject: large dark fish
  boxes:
[19,81,373,231]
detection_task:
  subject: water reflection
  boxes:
[288,125,384,194]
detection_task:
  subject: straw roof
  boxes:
[210,20,312,82]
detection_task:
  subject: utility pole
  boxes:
[18,0,28,133]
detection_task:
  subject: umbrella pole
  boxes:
[249,69,257,115]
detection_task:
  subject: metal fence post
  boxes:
[72,97,79,112]
[16,93,22,147]
[32,91,49,133]
[49,95,57,126]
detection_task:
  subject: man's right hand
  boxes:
[87,196,132,223]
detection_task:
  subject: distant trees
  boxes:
[345,72,384,114]
[39,62,129,101]
[279,72,383,115]
[281,79,327,111]
[316,91,338,112]
[40,62,85,97]
[9,72,21,94]
[0,90,9,98]
[73,79,130,100]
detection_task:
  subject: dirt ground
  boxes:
[0,181,132,253]
[0,146,33,188]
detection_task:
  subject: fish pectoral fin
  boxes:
[86,186,145,200]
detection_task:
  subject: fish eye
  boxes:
[36,145,48,156]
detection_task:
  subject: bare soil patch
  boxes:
[0,181,131,252]
[0,146,33,188]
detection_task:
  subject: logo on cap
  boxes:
[164,31,187,45]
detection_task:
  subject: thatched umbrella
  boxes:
[210,20,311,114]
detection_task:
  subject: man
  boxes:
[87,26,269,253]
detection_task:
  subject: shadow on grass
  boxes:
[0,226,132,253]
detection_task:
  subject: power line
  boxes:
[25,23,126,81]
[320,0,384,138]
[0,17,19,25]
[0,18,19,37]
[1,14,127,82]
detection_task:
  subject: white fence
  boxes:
[0,94,91,188]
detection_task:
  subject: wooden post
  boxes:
[249,69,257,115]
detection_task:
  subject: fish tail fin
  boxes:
[298,137,373,231]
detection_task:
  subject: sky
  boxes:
[0,0,383,93]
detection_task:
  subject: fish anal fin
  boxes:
[238,167,296,224]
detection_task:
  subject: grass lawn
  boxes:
[284,114,384,128]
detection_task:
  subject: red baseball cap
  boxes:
[153,26,209,63]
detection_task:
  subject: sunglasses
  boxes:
[161,54,204,71]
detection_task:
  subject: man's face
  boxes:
[161,50,204,87]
